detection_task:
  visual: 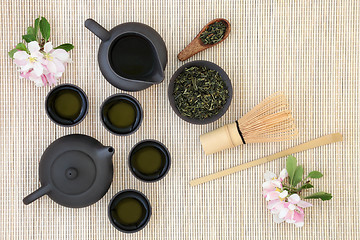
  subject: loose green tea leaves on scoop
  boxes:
[200,21,227,45]
[173,66,229,120]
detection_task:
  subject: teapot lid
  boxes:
[49,150,97,195]
[24,134,114,208]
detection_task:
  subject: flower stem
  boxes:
[283,184,297,191]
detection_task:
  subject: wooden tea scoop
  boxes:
[190,133,343,186]
[178,18,231,61]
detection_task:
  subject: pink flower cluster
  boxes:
[262,169,312,227]
[13,41,71,87]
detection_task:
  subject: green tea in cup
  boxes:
[129,140,171,182]
[107,100,136,128]
[114,197,145,225]
[101,94,143,135]
[45,84,88,127]
[108,189,151,233]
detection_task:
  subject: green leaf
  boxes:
[15,42,28,52]
[304,192,332,201]
[8,48,18,58]
[34,17,40,38]
[39,17,50,41]
[286,155,297,183]
[22,34,37,43]
[307,171,323,179]
[54,43,74,52]
[298,183,314,191]
[8,42,29,58]
[291,165,304,187]
[27,26,36,35]
[8,43,30,58]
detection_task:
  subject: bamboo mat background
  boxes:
[0,0,359,239]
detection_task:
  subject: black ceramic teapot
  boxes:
[23,134,115,208]
[85,19,168,92]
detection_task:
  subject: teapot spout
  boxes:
[148,66,165,84]
[99,146,115,158]
[146,51,165,84]
[23,184,51,205]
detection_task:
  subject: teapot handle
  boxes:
[85,19,111,41]
[23,184,51,205]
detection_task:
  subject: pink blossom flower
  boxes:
[13,41,44,77]
[263,169,312,228]
[262,169,288,199]
[263,157,331,228]
[11,41,72,87]
[42,42,71,74]
[20,69,44,87]
[41,72,58,86]
[266,190,288,214]
[278,169,288,181]
[278,194,312,227]
[267,192,312,227]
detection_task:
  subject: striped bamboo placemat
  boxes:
[0,0,359,239]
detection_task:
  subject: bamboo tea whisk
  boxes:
[200,92,298,155]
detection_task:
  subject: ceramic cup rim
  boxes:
[108,189,152,233]
[128,139,171,182]
[167,60,233,125]
[100,93,143,136]
[45,83,89,127]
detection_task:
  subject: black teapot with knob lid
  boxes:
[23,134,115,208]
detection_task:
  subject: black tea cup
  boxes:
[129,140,171,182]
[100,93,143,136]
[108,189,152,233]
[45,84,88,127]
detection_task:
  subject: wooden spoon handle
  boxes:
[190,133,343,186]
[178,38,207,61]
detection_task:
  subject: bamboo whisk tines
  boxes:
[239,92,298,143]
[200,92,298,155]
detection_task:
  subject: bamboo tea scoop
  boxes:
[178,18,231,61]
[190,133,343,186]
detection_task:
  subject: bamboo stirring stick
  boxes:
[190,133,343,186]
